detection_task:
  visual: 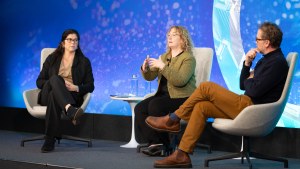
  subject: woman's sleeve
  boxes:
[78,58,95,95]
[36,55,51,89]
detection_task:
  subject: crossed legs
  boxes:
[146,82,253,167]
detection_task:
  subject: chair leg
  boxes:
[250,151,288,168]
[21,134,92,148]
[205,136,254,169]
[21,135,45,147]
[204,136,288,169]
[196,143,212,154]
[60,135,92,147]
[243,152,253,169]
[205,152,243,167]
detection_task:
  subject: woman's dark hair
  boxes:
[52,29,84,57]
[259,22,283,48]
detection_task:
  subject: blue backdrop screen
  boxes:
[0,0,299,128]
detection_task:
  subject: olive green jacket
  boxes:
[141,51,196,98]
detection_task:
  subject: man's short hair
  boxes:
[259,22,283,48]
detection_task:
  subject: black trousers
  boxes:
[134,94,187,146]
[39,75,83,138]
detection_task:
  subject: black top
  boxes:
[240,48,288,104]
[156,51,185,96]
[158,75,169,96]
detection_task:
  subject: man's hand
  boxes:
[248,70,254,79]
[245,48,258,66]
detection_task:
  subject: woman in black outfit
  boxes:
[37,29,94,153]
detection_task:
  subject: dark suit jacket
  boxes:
[36,52,95,97]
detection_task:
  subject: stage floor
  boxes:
[0,130,299,169]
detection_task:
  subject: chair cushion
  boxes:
[32,106,47,112]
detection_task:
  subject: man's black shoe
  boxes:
[41,136,55,153]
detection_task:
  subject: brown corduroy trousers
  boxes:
[175,81,253,153]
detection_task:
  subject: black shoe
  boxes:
[66,106,84,125]
[137,143,150,153]
[141,144,166,156]
[41,136,55,153]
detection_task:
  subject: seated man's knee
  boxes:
[199,81,214,87]
[194,101,212,116]
[198,81,220,92]
[195,101,210,110]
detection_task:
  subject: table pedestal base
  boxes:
[110,96,144,148]
[120,138,139,148]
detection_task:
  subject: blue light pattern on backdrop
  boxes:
[213,0,300,128]
[0,0,299,128]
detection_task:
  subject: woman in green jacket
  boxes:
[135,26,196,156]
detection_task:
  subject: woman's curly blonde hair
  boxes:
[166,26,194,54]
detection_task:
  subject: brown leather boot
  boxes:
[154,150,192,168]
[146,114,180,132]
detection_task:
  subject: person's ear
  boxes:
[264,39,270,48]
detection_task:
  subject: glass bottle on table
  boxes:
[130,74,138,96]
[144,80,151,96]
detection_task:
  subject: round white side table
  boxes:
[110,96,144,148]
